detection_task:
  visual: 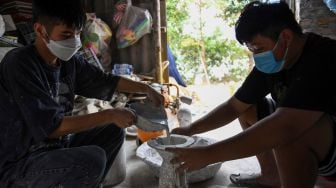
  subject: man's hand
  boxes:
[105,108,137,128]
[171,126,193,136]
[165,146,213,172]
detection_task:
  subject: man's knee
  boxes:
[239,97,276,130]
[114,125,125,141]
[16,146,107,188]
[238,105,258,129]
[75,146,107,179]
[272,114,335,186]
[275,115,333,163]
[105,124,125,142]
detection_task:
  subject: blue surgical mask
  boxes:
[253,39,288,74]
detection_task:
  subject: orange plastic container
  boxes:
[137,128,164,143]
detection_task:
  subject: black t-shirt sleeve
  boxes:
[234,67,271,104]
[73,55,120,100]
[1,51,64,143]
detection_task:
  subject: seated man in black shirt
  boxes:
[167,1,336,188]
[0,0,163,187]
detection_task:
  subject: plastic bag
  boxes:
[116,4,152,49]
[113,0,127,28]
[82,13,113,71]
[324,0,336,13]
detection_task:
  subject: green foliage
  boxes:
[215,0,253,26]
[166,0,190,50]
[166,0,252,84]
[204,34,250,82]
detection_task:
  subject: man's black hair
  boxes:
[33,0,86,30]
[235,1,303,45]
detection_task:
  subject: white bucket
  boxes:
[103,142,126,186]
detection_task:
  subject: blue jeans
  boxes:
[9,124,125,188]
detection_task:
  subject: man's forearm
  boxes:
[209,108,324,163]
[190,100,241,135]
[48,111,110,138]
[116,77,149,94]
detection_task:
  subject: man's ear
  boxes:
[34,22,45,38]
[280,28,294,47]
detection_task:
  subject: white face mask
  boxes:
[44,33,82,61]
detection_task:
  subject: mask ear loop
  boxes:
[280,35,289,63]
[272,35,282,52]
[41,26,51,44]
[282,46,289,61]
[273,34,289,62]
